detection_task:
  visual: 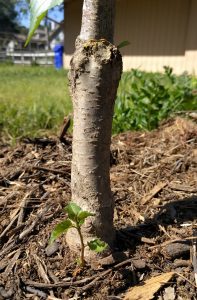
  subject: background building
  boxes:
[63,0,197,74]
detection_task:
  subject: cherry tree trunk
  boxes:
[66,0,122,259]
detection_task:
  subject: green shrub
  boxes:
[113,67,197,133]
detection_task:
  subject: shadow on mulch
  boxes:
[118,195,197,252]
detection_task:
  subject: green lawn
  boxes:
[0,65,72,142]
[0,65,196,143]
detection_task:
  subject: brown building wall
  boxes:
[64,0,82,68]
[64,0,197,74]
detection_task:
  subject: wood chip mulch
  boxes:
[0,117,197,300]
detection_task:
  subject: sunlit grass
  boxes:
[0,65,197,143]
[0,65,72,142]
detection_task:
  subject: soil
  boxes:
[0,117,197,300]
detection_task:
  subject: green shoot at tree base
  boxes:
[50,202,107,267]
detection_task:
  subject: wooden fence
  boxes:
[0,50,54,66]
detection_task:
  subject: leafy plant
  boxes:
[50,202,107,267]
[113,66,197,133]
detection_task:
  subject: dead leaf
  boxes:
[124,272,175,300]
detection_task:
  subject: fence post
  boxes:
[21,52,24,65]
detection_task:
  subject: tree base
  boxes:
[67,38,122,261]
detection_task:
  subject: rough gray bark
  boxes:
[80,0,115,42]
[66,0,122,259]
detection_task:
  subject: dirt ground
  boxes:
[0,117,197,300]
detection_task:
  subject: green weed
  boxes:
[113,67,197,133]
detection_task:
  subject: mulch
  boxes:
[0,117,197,300]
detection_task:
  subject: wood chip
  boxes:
[132,259,146,269]
[192,237,197,286]
[45,242,59,257]
[0,286,14,299]
[141,237,155,245]
[25,286,47,298]
[47,296,63,300]
[163,286,175,300]
[162,242,190,259]
[141,182,167,205]
[4,249,21,277]
[19,203,51,240]
[0,214,18,239]
[34,254,50,283]
[17,191,34,225]
[169,183,197,193]
[0,191,19,207]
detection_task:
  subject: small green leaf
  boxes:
[117,40,130,49]
[87,239,108,253]
[64,202,82,221]
[26,0,64,46]
[77,211,94,225]
[50,219,73,244]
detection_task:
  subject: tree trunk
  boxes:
[66,0,122,260]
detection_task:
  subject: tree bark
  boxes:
[80,0,115,42]
[66,0,122,260]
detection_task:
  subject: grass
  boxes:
[0,64,196,142]
[0,65,72,142]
